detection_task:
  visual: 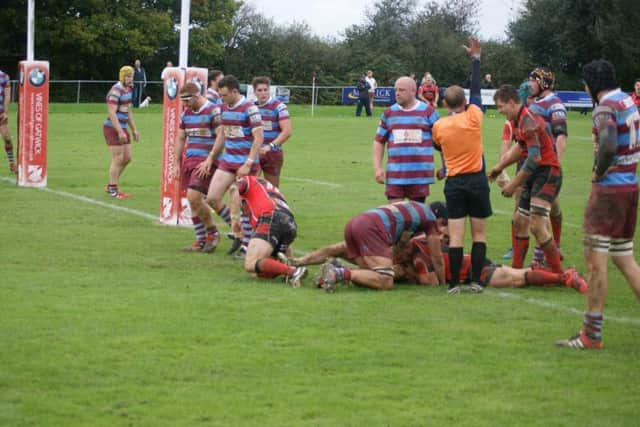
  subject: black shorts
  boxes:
[253,208,297,254]
[519,165,562,211]
[444,171,492,219]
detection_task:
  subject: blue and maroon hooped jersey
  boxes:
[257,97,290,149]
[104,82,133,129]
[375,101,439,186]
[592,89,640,191]
[529,93,567,138]
[207,88,221,104]
[219,96,263,167]
[364,201,437,245]
[0,70,10,114]
[180,100,222,158]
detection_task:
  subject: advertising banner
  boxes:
[159,67,208,226]
[159,67,185,225]
[341,87,395,105]
[17,60,49,187]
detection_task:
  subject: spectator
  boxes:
[482,73,495,89]
[418,72,439,107]
[365,70,377,111]
[132,59,147,108]
[160,61,173,80]
[355,74,371,117]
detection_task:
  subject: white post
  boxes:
[178,0,191,68]
[27,0,35,61]
[311,75,316,117]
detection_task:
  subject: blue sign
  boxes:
[556,91,592,108]
[342,87,395,105]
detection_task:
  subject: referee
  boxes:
[432,38,492,294]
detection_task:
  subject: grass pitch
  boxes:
[1,104,639,426]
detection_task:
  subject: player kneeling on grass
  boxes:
[229,175,307,287]
[291,201,447,292]
[392,232,587,293]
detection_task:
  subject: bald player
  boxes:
[373,75,439,203]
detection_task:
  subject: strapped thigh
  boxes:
[373,266,395,278]
[583,234,611,254]
[530,203,550,217]
[610,238,633,257]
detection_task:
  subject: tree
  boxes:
[509,0,640,90]
[0,0,236,80]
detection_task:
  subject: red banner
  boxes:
[159,67,184,225]
[17,60,49,187]
[159,67,208,225]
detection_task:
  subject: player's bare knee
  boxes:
[245,256,259,273]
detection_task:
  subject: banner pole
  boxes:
[178,0,191,68]
[27,0,34,61]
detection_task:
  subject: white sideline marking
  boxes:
[490,291,640,326]
[0,176,158,221]
[284,177,343,188]
[5,176,637,326]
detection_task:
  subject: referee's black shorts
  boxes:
[444,171,492,219]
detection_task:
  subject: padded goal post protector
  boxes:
[17,60,49,187]
[159,67,208,226]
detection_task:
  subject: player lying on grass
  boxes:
[289,201,448,292]
[291,204,587,294]
[228,175,307,287]
[390,233,587,293]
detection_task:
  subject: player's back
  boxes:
[594,89,640,190]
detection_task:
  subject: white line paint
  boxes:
[284,176,343,188]
[0,176,158,221]
[489,290,640,326]
[5,176,637,325]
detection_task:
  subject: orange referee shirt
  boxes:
[432,104,484,176]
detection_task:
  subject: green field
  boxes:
[1,104,639,426]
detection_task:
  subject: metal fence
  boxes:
[9,80,348,105]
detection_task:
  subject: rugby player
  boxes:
[372,74,439,203]
[556,60,640,350]
[252,76,291,188]
[197,75,263,243]
[527,68,568,264]
[171,82,223,252]
[293,201,447,292]
[103,66,139,198]
[228,175,307,287]
[392,233,587,294]
[207,70,224,104]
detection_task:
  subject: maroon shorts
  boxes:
[584,186,638,240]
[103,125,130,146]
[259,149,284,177]
[385,184,429,201]
[181,156,217,194]
[218,160,260,176]
[344,214,391,260]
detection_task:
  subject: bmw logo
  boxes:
[166,77,178,100]
[29,68,46,87]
